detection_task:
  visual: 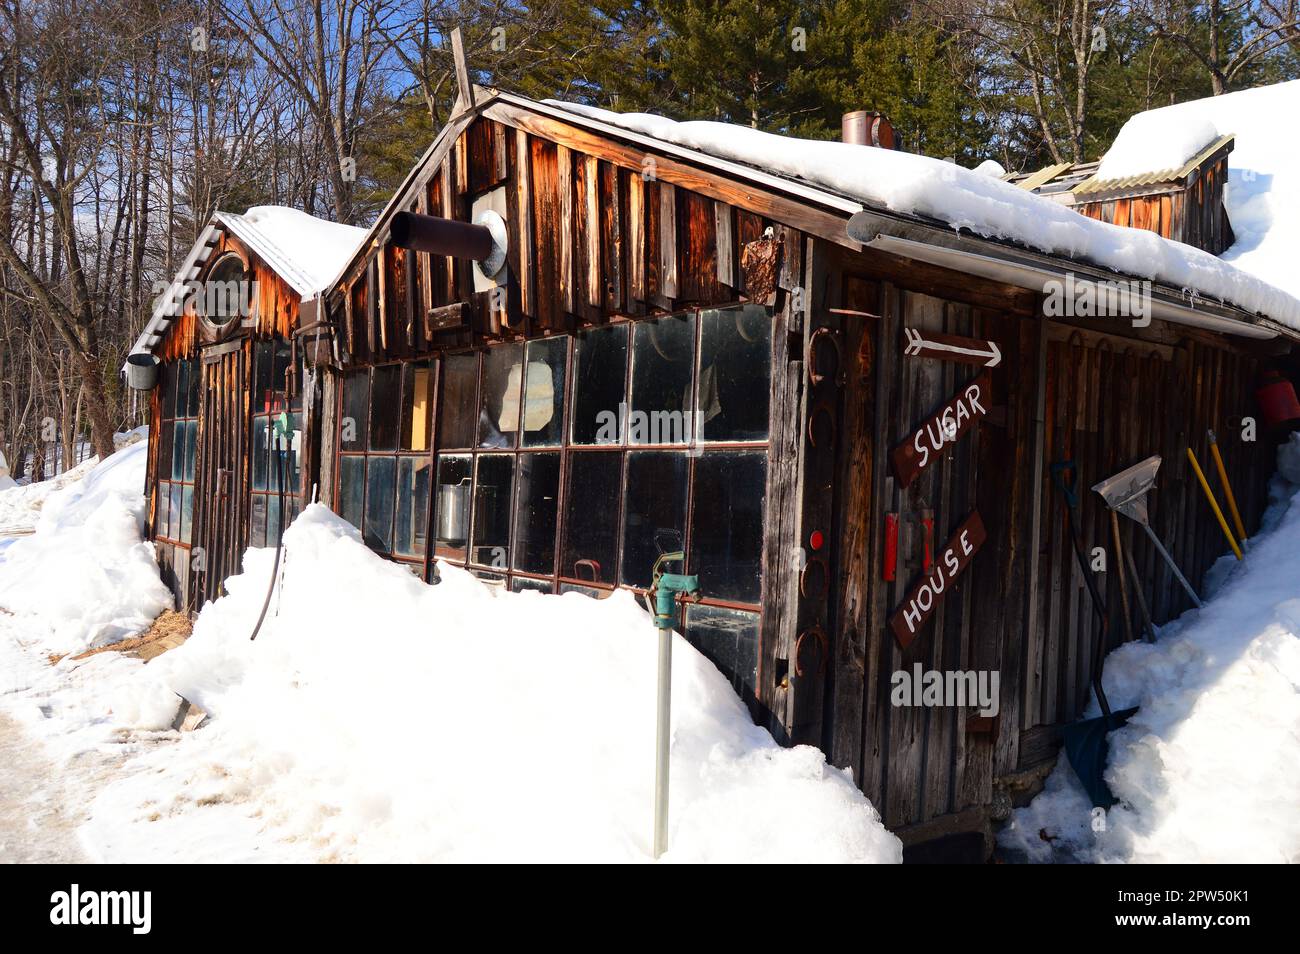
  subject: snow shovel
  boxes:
[1051,461,1139,809]
[1092,455,1202,609]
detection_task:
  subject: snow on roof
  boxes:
[1094,80,1300,307]
[546,99,1300,331]
[220,205,368,298]
[128,206,367,358]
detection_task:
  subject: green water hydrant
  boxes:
[649,551,698,860]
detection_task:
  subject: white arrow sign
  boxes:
[903,327,1002,367]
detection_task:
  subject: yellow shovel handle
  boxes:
[1208,438,1247,543]
[1186,447,1243,561]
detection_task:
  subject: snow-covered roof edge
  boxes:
[128,207,367,360]
[541,98,1300,333]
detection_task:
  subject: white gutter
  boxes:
[862,232,1280,341]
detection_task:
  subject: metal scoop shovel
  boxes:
[1092,455,1202,609]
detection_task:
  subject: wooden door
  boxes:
[193,342,250,607]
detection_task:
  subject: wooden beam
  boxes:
[658,181,677,301]
[557,145,575,314]
[450,27,475,116]
[585,156,602,308]
[482,100,862,253]
[515,130,534,318]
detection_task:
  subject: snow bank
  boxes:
[0,440,171,654]
[998,435,1300,863]
[86,505,901,863]
[548,100,1300,329]
[1096,81,1300,303]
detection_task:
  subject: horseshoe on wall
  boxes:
[807,327,843,387]
[799,555,828,600]
[794,625,829,677]
[807,400,836,449]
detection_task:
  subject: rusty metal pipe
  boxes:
[390,210,494,261]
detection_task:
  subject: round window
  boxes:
[200,254,250,326]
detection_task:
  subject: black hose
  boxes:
[249,424,287,642]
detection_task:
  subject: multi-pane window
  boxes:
[333,304,773,698]
[249,341,304,548]
[154,359,199,547]
[336,361,435,571]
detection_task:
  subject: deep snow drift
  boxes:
[0,436,170,654]
[79,505,900,863]
[998,435,1300,863]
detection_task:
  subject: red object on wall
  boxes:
[883,513,899,581]
[1256,370,1300,431]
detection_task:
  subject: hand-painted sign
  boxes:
[903,328,1002,367]
[890,510,987,649]
[892,372,991,488]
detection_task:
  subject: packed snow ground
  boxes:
[548,99,1300,329]
[0,445,900,863]
[998,434,1300,863]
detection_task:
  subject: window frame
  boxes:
[331,304,774,695]
[154,358,200,549]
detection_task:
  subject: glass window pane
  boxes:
[251,416,269,491]
[156,480,171,538]
[157,415,174,476]
[369,365,401,451]
[364,456,397,553]
[267,493,283,548]
[513,452,560,574]
[471,454,514,567]
[273,341,292,410]
[620,450,689,589]
[433,454,472,560]
[286,412,301,493]
[171,422,185,480]
[522,337,567,447]
[161,361,178,418]
[689,451,766,604]
[400,362,434,452]
[394,456,431,559]
[685,605,759,699]
[253,341,275,414]
[571,324,627,445]
[630,313,696,445]
[250,494,267,548]
[511,577,554,594]
[340,371,369,452]
[169,483,182,543]
[174,359,190,419]
[337,456,365,531]
[183,420,198,482]
[478,343,523,448]
[186,359,201,416]
[699,305,770,442]
[558,582,612,599]
[437,353,478,450]
[180,485,194,543]
[560,452,621,583]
